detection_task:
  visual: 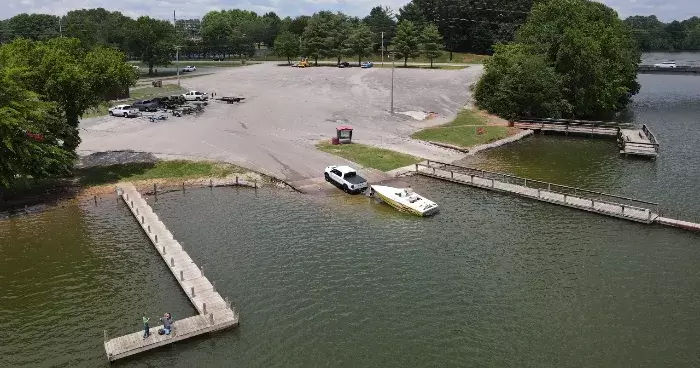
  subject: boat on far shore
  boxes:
[370,185,439,216]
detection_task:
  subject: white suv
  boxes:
[182,90,208,101]
[108,104,139,117]
[653,61,677,68]
[182,65,197,72]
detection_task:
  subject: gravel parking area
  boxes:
[79,62,483,183]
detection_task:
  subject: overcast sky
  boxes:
[2,0,698,22]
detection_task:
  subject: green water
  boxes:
[1,73,699,367]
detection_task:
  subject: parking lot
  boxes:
[79,62,483,183]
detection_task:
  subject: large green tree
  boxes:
[420,23,443,68]
[274,31,300,64]
[393,20,421,66]
[363,6,396,52]
[5,13,60,41]
[475,0,640,119]
[129,17,174,75]
[1,38,137,151]
[63,8,133,50]
[346,23,375,66]
[302,11,349,65]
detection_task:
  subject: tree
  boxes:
[5,13,60,41]
[302,11,348,65]
[0,66,74,187]
[346,23,374,66]
[393,20,421,66]
[397,2,426,29]
[474,44,568,120]
[1,38,137,151]
[364,6,396,52]
[421,24,443,67]
[274,32,300,64]
[475,0,640,119]
[63,8,133,50]
[129,17,174,75]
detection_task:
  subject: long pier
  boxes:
[514,118,659,158]
[104,183,238,361]
[415,161,699,231]
[638,65,700,74]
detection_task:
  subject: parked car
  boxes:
[361,61,374,69]
[654,61,677,68]
[324,165,368,194]
[132,99,160,112]
[108,104,139,117]
[182,65,197,72]
[338,61,350,68]
[182,90,208,101]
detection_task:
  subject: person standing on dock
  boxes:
[142,316,150,339]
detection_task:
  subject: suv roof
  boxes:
[334,165,356,174]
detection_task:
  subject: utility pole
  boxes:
[390,52,395,114]
[175,46,181,87]
[381,32,384,66]
[59,17,63,37]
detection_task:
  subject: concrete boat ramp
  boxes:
[104,183,238,362]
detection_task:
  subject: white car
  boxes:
[324,165,368,194]
[653,61,677,68]
[182,90,208,101]
[182,65,197,72]
[108,104,139,117]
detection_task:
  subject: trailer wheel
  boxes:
[123,113,128,118]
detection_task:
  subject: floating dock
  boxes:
[638,65,700,74]
[514,119,659,158]
[104,183,238,362]
[415,161,699,231]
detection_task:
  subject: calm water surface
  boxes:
[1,71,700,367]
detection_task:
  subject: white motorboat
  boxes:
[370,185,439,216]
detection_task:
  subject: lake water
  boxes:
[1,68,699,367]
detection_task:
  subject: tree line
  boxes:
[624,16,700,51]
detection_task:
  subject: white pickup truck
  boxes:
[108,104,139,117]
[324,165,368,194]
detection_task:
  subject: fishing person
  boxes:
[159,313,173,335]
[142,315,150,339]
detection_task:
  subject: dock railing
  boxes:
[618,124,660,154]
[514,118,634,137]
[418,160,660,221]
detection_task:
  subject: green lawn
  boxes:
[411,109,511,149]
[77,160,243,186]
[316,141,422,172]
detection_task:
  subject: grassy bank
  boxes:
[82,84,187,118]
[252,51,489,64]
[76,160,243,186]
[411,109,512,149]
[317,141,422,171]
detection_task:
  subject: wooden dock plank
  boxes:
[104,183,239,362]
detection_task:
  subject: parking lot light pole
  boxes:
[390,52,395,114]
[175,46,181,87]
[381,32,384,66]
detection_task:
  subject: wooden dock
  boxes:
[104,183,238,362]
[416,161,659,223]
[514,118,659,158]
[416,161,700,231]
[618,124,659,157]
[638,65,700,74]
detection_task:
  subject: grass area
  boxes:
[371,64,468,70]
[76,160,243,186]
[316,141,422,172]
[411,109,511,149]
[81,84,187,118]
[252,51,489,64]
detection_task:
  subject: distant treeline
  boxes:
[0,1,534,60]
[624,16,700,51]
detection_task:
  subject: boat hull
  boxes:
[372,187,438,216]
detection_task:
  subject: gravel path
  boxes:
[79,63,483,182]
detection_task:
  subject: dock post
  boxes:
[210,179,213,189]
[154,183,157,197]
[182,182,185,192]
[548,183,551,191]
[136,208,139,215]
[148,225,151,233]
[236,176,239,185]
[203,303,207,314]
[141,216,144,224]
[180,270,184,281]
[155,235,158,243]
[524,179,527,187]
[104,330,108,342]
[200,265,204,276]
[131,200,134,208]
[470,175,474,183]
[648,209,651,221]
[414,163,418,172]
[432,167,435,175]
[212,281,216,292]
[563,194,567,203]
[451,171,454,179]
[191,287,195,298]
[491,179,495,188]
[94,195,97,205]
[254,180,257,189]
[537,188,541,198]
[209,313,214,325]
[170,257,174,267]
[621,205,625,215]
[592,199,595,209]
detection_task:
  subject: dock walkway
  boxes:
[416,161,700,231]
[104,183,238,361]
[416,161,659,223]
[514,119,659,158]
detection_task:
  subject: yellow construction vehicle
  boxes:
[295,58,310,68]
